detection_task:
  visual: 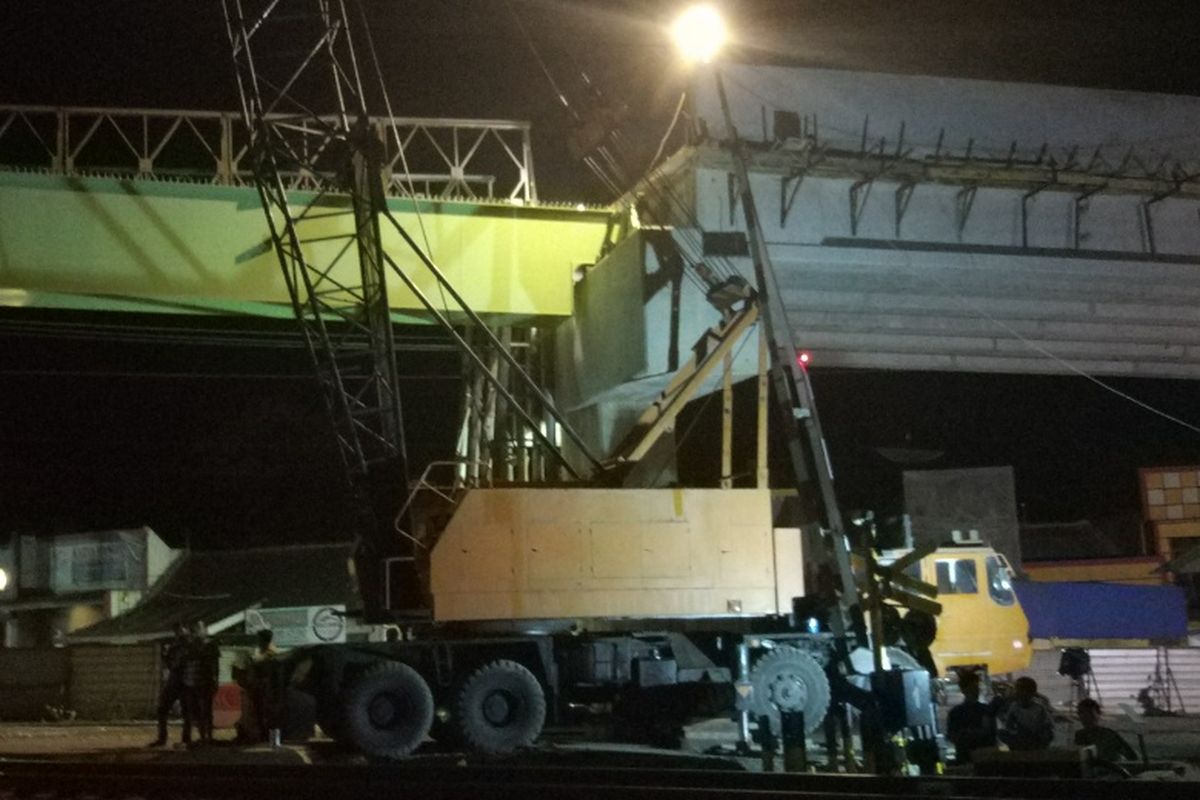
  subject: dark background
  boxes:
[1,1,1199,550]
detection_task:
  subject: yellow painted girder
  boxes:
[0,172,609,319]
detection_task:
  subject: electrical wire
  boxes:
[504,0,580,121]
[875,194,1200,438]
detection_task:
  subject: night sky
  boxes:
[2,1,1199,550]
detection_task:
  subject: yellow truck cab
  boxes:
[881,545,1032,676]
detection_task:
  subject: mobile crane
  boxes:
[219,0,956,764]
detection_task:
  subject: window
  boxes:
[935,558,978,594]
[986,554,1016,606]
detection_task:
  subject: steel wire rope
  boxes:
[358,0,572,481]
[496,1,730,303]
[599,86,749,286]
[649,91,688,173]
[649,317,759,487]
[578,82,738,289]
[502,3,750,297]
[503,0,648,198]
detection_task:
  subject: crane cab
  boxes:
[883,545,1031,676]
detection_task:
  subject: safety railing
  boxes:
[0,105,537,202]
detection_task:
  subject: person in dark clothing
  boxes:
[1074,698,1137,762]
[188,619,221,744]
[149,621,190,747]
[178,622,209,746]
[946,670,996,763]
[234,628,282,744]
[254,629,286,746]
[998,676,1054,751]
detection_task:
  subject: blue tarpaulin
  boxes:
[1013,581,1189,640]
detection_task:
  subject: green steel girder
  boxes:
[0,171,608,320]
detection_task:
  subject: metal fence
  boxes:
[0,105,537,202]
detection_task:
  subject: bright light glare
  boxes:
[797,351,811,367]
[0,567,7,592]
[671,5,727,64]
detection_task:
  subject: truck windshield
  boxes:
[935,558,978,594]
[986,554,1016,606]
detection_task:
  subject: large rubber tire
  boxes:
[748,646,831,737]
[454,660,546,755]
[340,662,434,759]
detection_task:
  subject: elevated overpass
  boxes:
[5,86,1200,474]
[554,67,1200,464]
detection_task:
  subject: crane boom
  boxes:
[711,72,862,626]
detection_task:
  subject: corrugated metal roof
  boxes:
[69,542,357,643]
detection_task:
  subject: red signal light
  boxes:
[797,351,811,368]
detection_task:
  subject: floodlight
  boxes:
[671,5,727,64]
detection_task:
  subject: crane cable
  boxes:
[502,1,738,292]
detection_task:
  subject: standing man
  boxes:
[946,670,996,763]
[233,627,280,743]
[148,621,189,748]
[189,619,221,744]
[178,621,208,746]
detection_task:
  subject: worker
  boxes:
[233,628,282,744]
[946,670,996,763]
[188,619,221,744]
[148,621,190,747]
[998,676,1054,751]
[1074,698,1137,762]
[178,620,211,746]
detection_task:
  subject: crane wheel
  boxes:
[454,659,546,755]
[748,647,830,737]
[340,661,434,759]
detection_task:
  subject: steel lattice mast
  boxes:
[219,1,604,613]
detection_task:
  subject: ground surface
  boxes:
[1,716,1197,772]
